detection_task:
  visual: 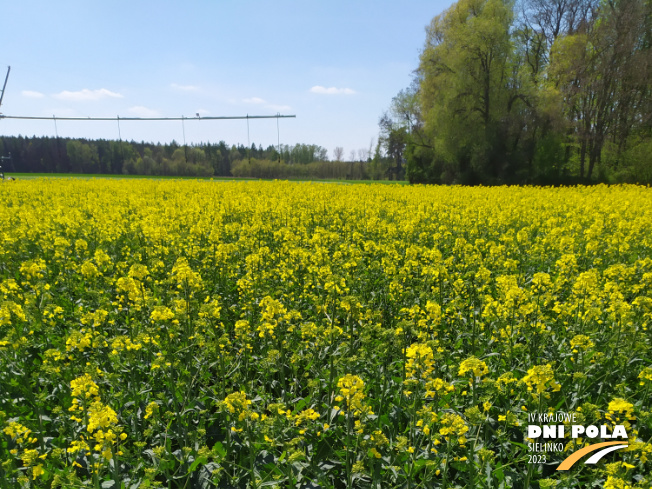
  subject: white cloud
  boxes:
[171,83,199,91]
[243,97,266,104]
[128,106,160,118]
[22,90,45,98]
[53,88,123,101]
[310,85,355,95]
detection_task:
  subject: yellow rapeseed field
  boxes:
[0,179,651,488]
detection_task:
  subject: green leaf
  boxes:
[212,441,226,458]
[187,456,207,473]
[293,397,307,412]
[260,481,288,487]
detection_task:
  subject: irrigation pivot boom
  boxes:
[0,66,296,123]
[0,67,10,180]
[0,66,9,110]
[0,67,296,172]
[0,114,296,122]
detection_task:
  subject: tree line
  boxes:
[0,136,333,178]
[377,0,651,185]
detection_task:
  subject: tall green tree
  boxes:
[418,0,519,182]
[549,0,651,179]
[387,0,650,184]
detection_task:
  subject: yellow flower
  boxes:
[522,364,561,394]
[70,374,100,400]
[87,401,118,433]
[638,366,652,385]
[570,334,594,351]
[439,413,469,439]
[459,357,488,377]
[150,306,175,321]
[607,398,635,420]
[144,401,159,420]
[336,374,371,416]
[32,464,44,479]
[295,408,320,426]
[404,343,435,380]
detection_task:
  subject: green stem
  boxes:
[111,444,121,486]
[247,421,257,489]
[346,411,352,488]
[442,441,452,489]
[407,395,417,489]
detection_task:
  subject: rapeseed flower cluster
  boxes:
[438,413,469,443]
[67,375,125,468]
[3,422,47,479]
[458,357,489,378]
[405,343,435,380]
[222,391,259,424]
[335,374,372,416]
[522,364,562,396]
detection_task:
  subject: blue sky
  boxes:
[1,0,452,160]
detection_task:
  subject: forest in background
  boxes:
[377,0,651,185]
[0,135,401,180]
[0,136,362,179]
